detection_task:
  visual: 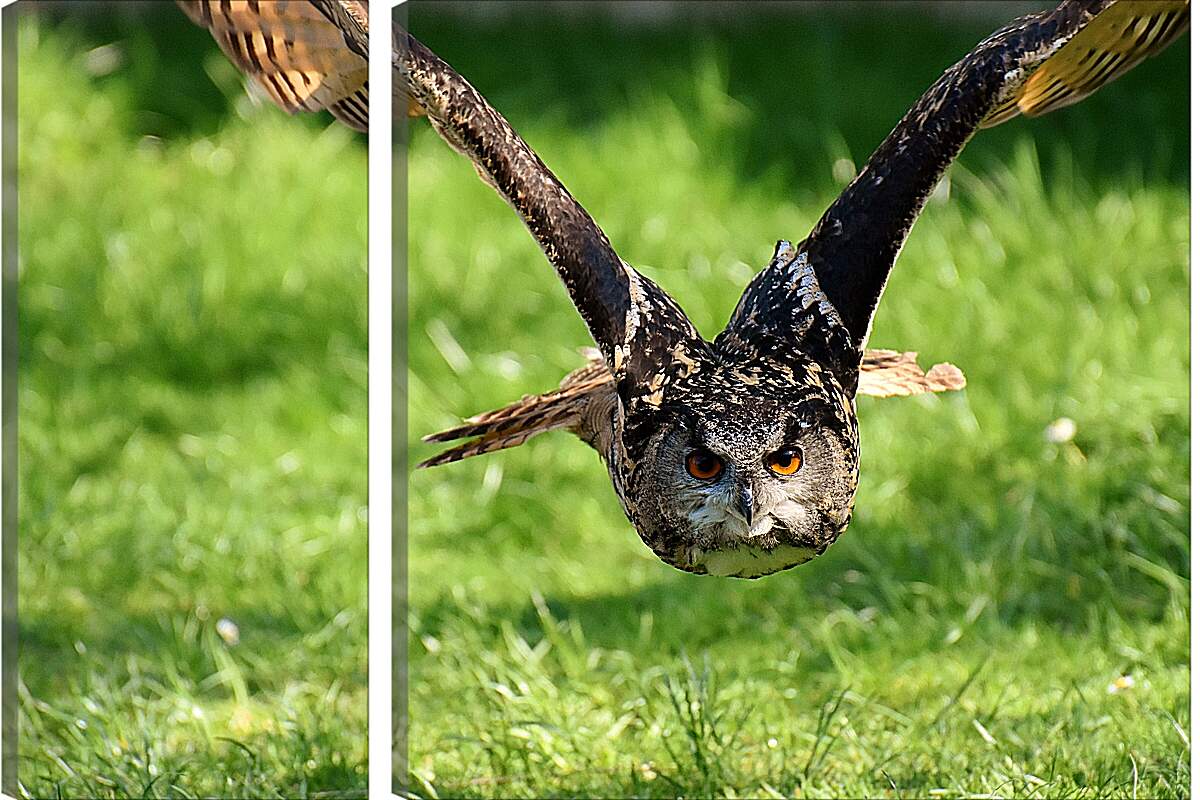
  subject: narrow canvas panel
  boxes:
[8,2,368,794]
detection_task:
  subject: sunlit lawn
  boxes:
[406,7,1188,798]
[18,13,367,798]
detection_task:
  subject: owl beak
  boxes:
[736,485,755,528]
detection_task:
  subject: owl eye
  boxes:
[685,448,724,480]
[766,447,803,475]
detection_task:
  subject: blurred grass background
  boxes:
[17,5,366,797]
[406,3,1188,798]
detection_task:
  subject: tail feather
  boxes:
[417,425,564,468]
[417,352,611,468]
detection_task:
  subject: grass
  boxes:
[405,6,1188,798]
[17,11,366,798]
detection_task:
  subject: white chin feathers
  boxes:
[682,498,814,577]
[686,503,777,541]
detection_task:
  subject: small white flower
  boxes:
[216,617,240,646]
[1045,417,1077,444]
[277,452,301,474]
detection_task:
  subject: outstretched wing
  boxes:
[399,30,704,388]
[730,0,1187,356]
[179,0,370,131]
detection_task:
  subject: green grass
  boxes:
[406,7,1188,798]
[17,13,366,798]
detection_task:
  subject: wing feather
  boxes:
[178,0,369,131]
[982,0,1188,126]
[400,30,703,382]
[730,0,1187,361]
[418,346,965,467]
[857,350,966,398]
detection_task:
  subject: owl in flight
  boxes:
[188,1,1188,579]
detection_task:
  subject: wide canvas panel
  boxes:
[402,2,1188,796]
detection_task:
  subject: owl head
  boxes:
[612,344,860,579]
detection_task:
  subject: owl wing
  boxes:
[856,350,965,398]
[980,1,1189,127]
[178,0,370,131]
[729,0,1187,358]
[400,31,704,388]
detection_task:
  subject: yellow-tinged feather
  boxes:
[982,0,1188,127]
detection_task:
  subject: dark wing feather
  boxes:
[178,0,370,131]
[729,0,1186,357]
[399,30,704,387]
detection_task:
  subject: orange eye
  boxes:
[685,449,724,480]
[767,447,803,475]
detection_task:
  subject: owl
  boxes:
[186,1,1188,579]
[405,1,1187,579]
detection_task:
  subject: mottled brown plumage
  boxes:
[418,348,964,469]
[404,0,1185,577]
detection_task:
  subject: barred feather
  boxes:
[857,350,966,397]
[982,0,1188,127]
[178,0,369,131]
[417,355,612,468]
